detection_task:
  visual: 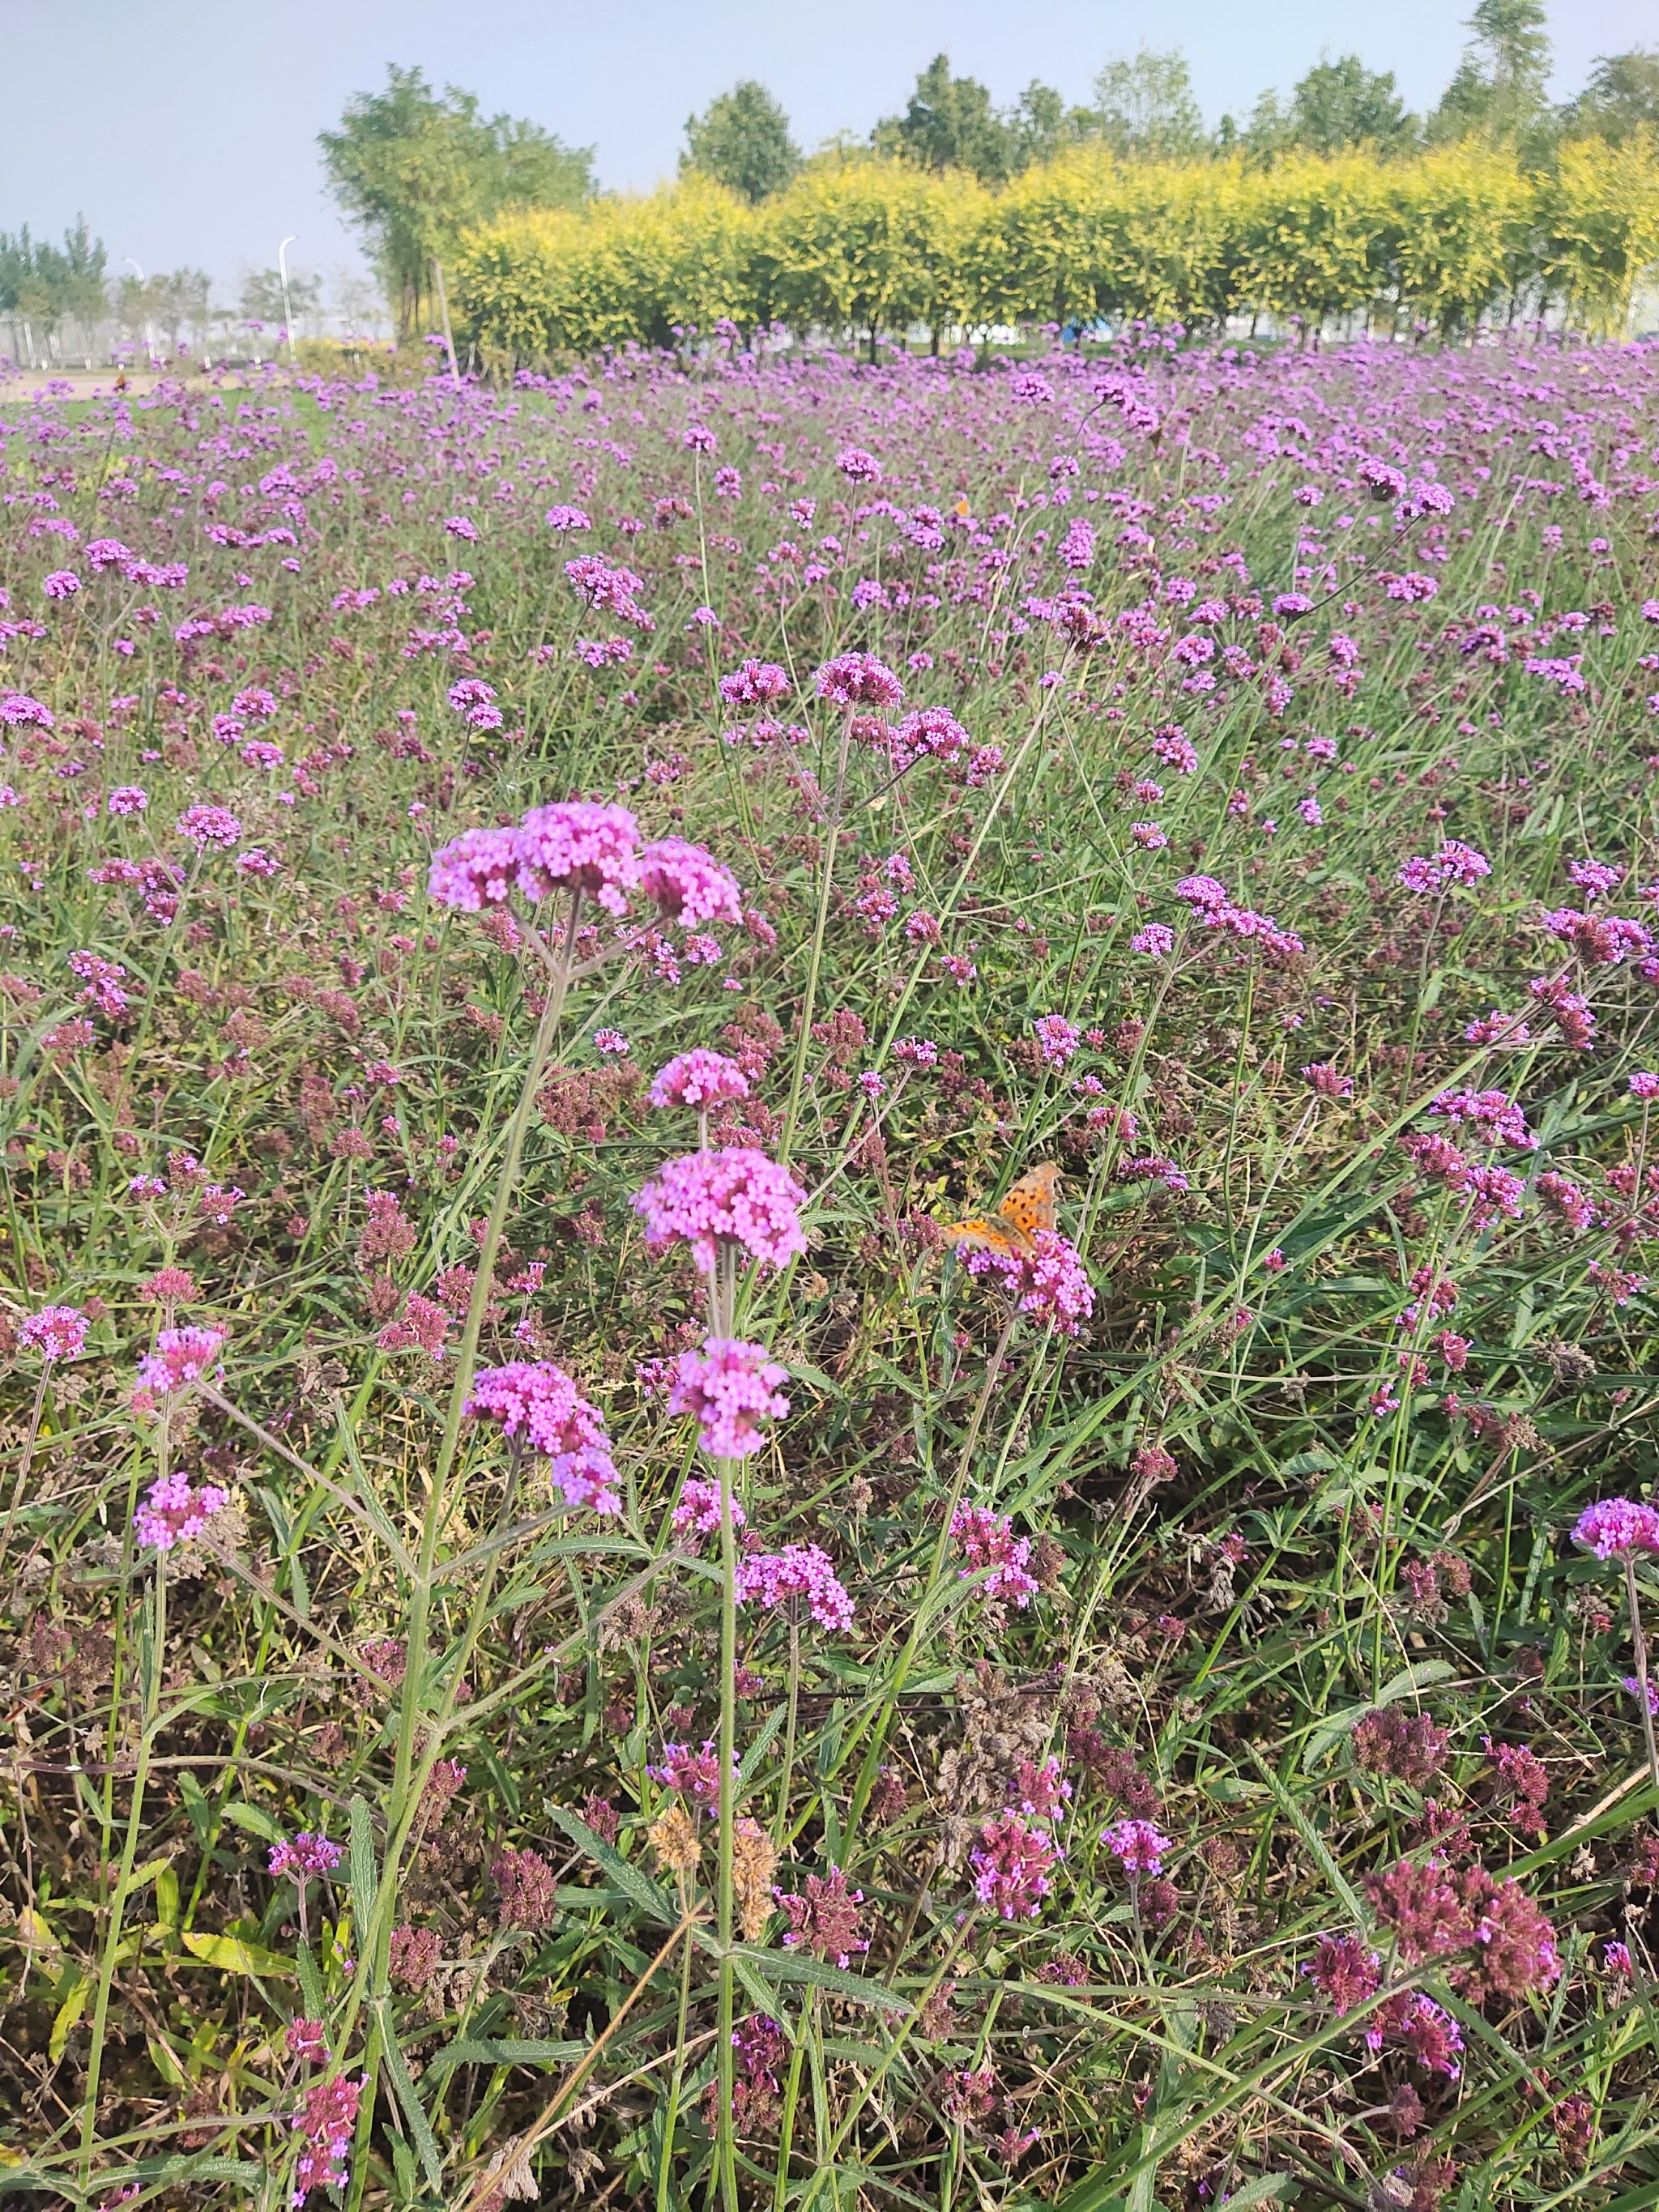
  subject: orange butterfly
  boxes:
[940,1161,1060,1257]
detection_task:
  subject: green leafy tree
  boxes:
[319,64,595,336]
[0,217,108,338]
[682,81,800,203]
[240,266,322,328]
[1006,81,1094,172]
[876,53,1014,185]
[1290,55,1418,156]
[1091,48,1207,162]
[1560,49,1659,143]
[1431,0,1552,143]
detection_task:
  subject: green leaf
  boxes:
[377,1999,444,2191]
[220,1801,284,1844]
[1216,2180,1294,2210]
[426,2035,587,2075]
[545,1804,676,1926]
[181,1929,296,1979]
[348,1794,378,1933]
[49,1972,88,2062]
[1051,2172,1129,2212]
[731,1945,910,2014]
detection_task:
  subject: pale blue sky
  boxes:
[4,0,1652,294]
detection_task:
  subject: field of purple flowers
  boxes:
[4,330,1659,2210]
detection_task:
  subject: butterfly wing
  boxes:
[997,1162,1060,1252]
[940,1215,1019,1255]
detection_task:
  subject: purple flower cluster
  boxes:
[814,652,903,711]
[970,1812,1063,1920]
[736,1544,855,1630]
[134,1472,229,1551]
[631,1147,808,1274]
[269,1832,344,1882]
[649,1048,749,1109]
[672,1474,745,1543]
[19,1305,89,1361]
[1399,838,1491,893]
[428,799,739,934]
[465,1360,619,1511]
[1173,874,1305,962]
[668,1336,790,1459]
[134,1324,228,1405]
[950,1505,1039,1605]
[1572,1497,1659,1558]
[963,1229,1094,1335]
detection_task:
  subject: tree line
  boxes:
[453,138,1659,366]
[298,1,1659,343]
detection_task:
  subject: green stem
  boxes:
[779,708,852,1161]
[1626,1554,1659,1804]
[79,1554,164,2182]
[711,1242,739,2212]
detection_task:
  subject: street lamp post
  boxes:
[278,237,298,365]
[125,257,156,368]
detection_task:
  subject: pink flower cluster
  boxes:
[736,1544,855,1630]
[950,1505,1039,1605]
[1102,1818,1174,1874]
[1573,1497,1659,1558]
[19,1304,89,1360]
[269,1832,344,1881]
[668,1336,790,1459]
[134,1472,229,1552]
[651,1739,728,1808]
[719,658,791,706]
[672,1474,745,1543]
[814,652,903,710]
[970,1811,1063,1920]
[963,1229,1094,1335]
[632,1146,808,1274]
[650,1048,749,1109]
[428,799,740,933]
[1398,838,1491,893]
[777,1865,869,1964]
[291,2073,364,2207]
[134,1324,228,1407]
[1173,874,1305,963]
[465,1361,619,1511]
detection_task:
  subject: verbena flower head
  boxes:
[636,837,742,927]
[971,1812,1063,1920]
[517,800,641,914]
[778,1865,869,1963]
[426,825,522,911]
[814,653,903,711]
[650,1048,749,1109]
[632,1148,808,1275]
[1102,1818,1173,1874]
[19,1305,89,1361]
[1399,839,1491,893]
[650,1738,728,1807]
[672,1473,745,1544]
[668,1336,790,1459]
[963,1230,1094,1335]
[1306,1933,1381,2010]
[950,1505,1038,1605]
[736,1545,855,1630]
[269,1832,344,1881]
[177,804,241,848]
[1572,1497,1659,1558]
[835,445,881,483]
[292,2073,364,2207]
[465,1361,619,1511]
[134,1324,227,1405]
[1034,1013,1080,1068]
[108,786,148,816]
[720,659,791,706]
[134,1471,229,1551]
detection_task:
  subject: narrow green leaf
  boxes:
[426,2035,587,2074]
[181,1929,296,1979]
[377,1999,444,2190]
[49,1972,88,2061]
[731,1944,910,2014]
[545,1804,676,1925]
[348,1793,378,1933]
[220,1801,284,1844]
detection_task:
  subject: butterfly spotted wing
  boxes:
[941,1162,1060,1256]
